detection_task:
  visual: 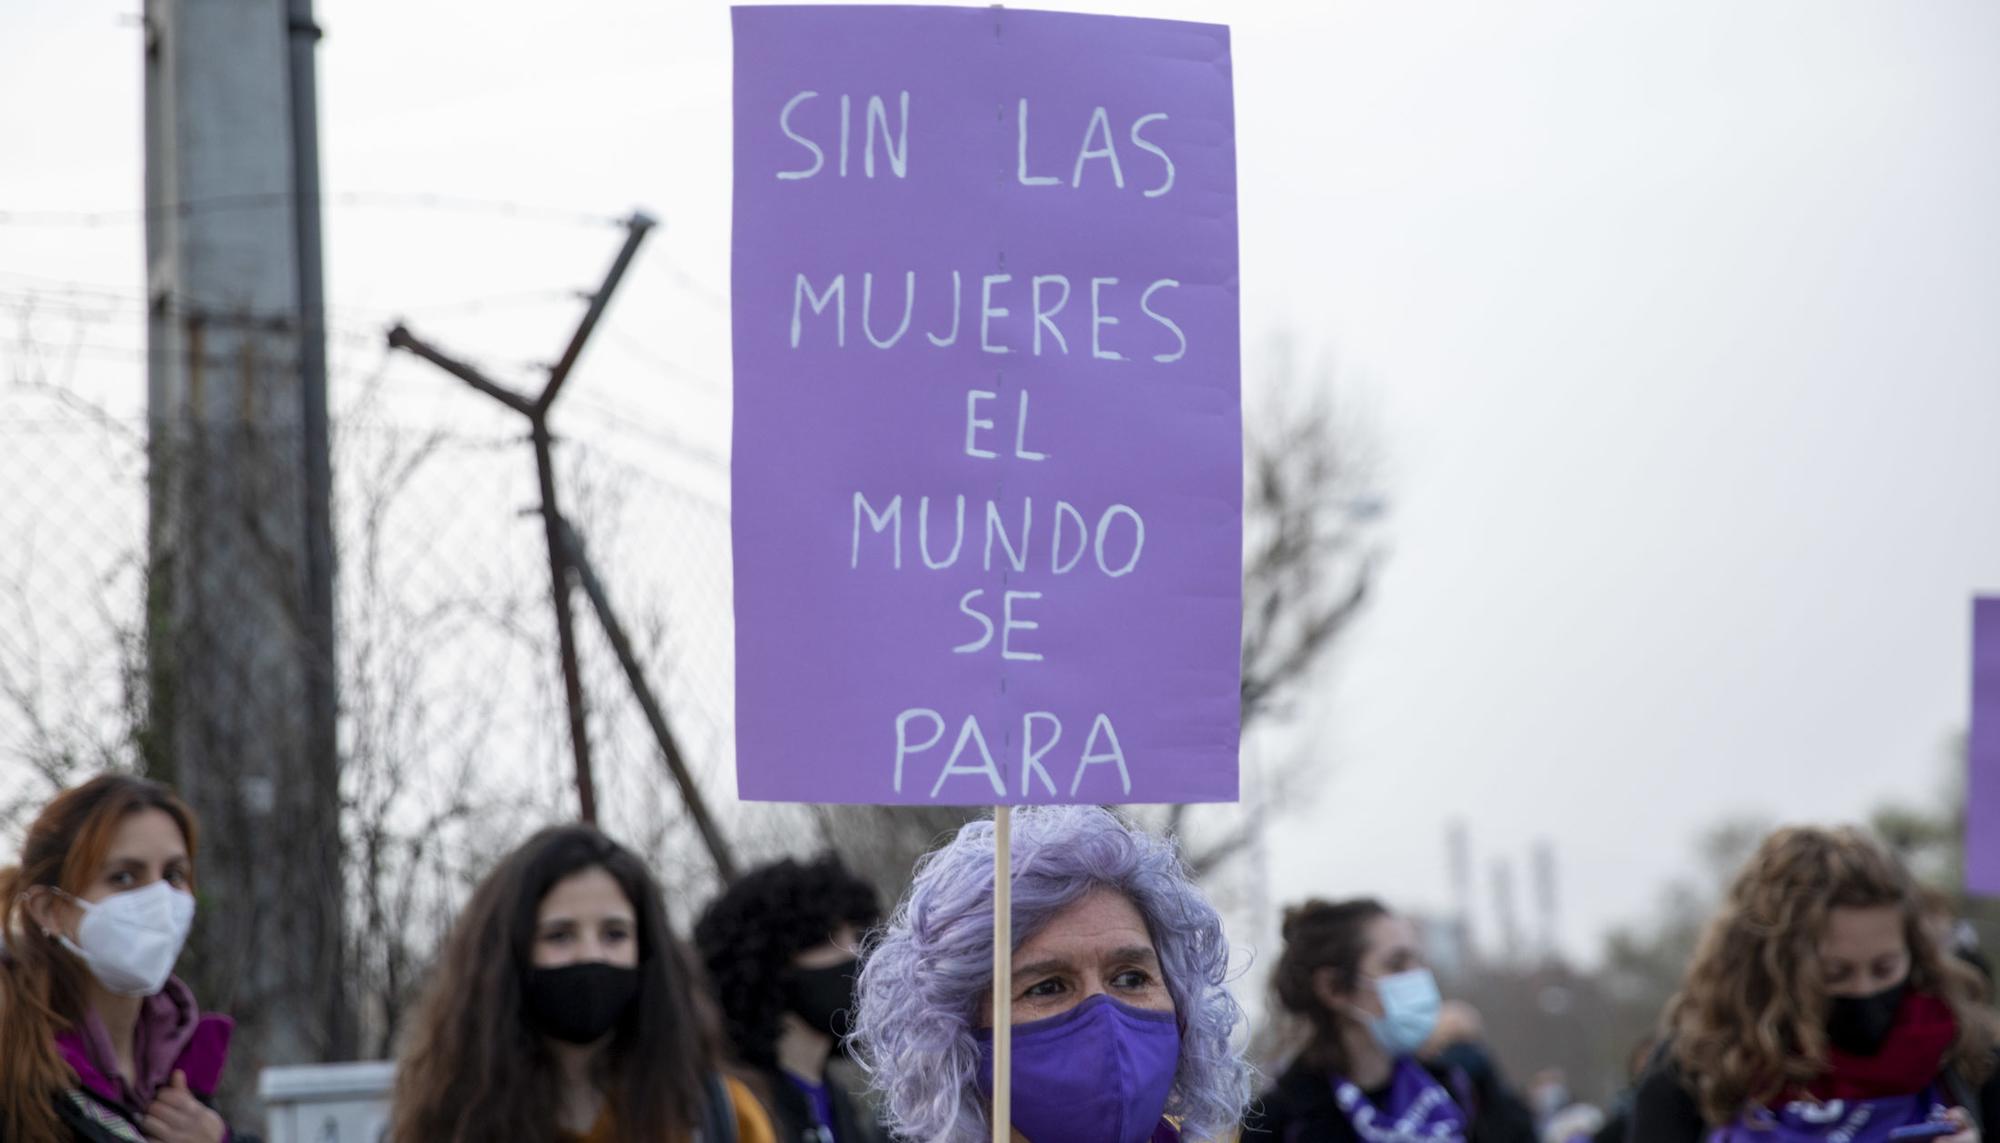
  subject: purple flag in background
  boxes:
[1969,598,2000,895]
[731,6,1241,805]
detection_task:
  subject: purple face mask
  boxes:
[975,994,1181,1143]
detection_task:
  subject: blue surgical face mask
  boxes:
[975,994,1181,1143]
[1367,968,1442,1056]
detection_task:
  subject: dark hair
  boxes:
[1271,897,1390,1076]
[693,855,880,1068]
[1,774,199,1143]
[389,826,714,1143]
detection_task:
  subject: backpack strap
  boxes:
[700,1071,736,1143]
[1643,1036,1675,1077]
[1942,1066,1982,1132]
[1443,1063,1481,1123]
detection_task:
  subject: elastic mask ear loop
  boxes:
[29,886,86,947]
[1314,965,1366,1028]
[1335,973,1383,1027]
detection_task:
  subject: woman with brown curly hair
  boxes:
[388,825,774,1143]
[1632,825,2000,1143]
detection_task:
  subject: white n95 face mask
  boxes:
[55,880,196,997]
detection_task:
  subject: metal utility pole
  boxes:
[1447,819,1477,969]
[1490,857,1523,968]
[390,214,740,869]
[1532,838,1559,966]
[144,0,350,1115]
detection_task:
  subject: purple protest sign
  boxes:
[731,5,1240,805]
[1969,598,2000,895]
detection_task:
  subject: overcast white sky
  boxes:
[5,0,1999,966]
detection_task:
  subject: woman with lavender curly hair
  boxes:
[849,805,1251,1143]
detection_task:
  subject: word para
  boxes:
[892,708,1131,799]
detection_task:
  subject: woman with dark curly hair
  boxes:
[694,856,885,1143]
[1631,825,2000,1143]
[388,825,774,1143]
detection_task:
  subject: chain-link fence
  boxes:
[0,303,766,1053]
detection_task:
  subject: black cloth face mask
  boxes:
[1826,979,1907,1057]
[786,957,861,1040]
[524,962,641,1044]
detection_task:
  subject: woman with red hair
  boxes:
[0,773,246,1143]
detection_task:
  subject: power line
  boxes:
[598,328,724,394]
[555,400,728,473]
[655,254,728,313]
[0,284,587,324]
[0,279,592,376]
[0,335,384,368]
[338,288,587,321]
[0,290,473,365]
[0,386,560,462]
[1,276,725,432]
[0,278,151,310]
[0,192,628,229]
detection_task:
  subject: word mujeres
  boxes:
[791,270,1187,363]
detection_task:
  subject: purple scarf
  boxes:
[1707,1087,1948,1143]
[1331,1057,1469,1143]
[54,976,234,1111]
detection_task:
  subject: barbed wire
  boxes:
[0,275,726,389]
[0,292,735,835]
[0,391,738,846]
[1,289,730,470]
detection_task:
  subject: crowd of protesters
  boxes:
[1,773,1993,1143]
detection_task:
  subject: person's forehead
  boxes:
[1019,887,1155,960]
[1350,919,1418,974]
[1821,905,1904,953]
[1366,914,1417,951]
[104,809,188,863]
[538,867,636,920]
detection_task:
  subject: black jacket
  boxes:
[758,1069,884,1143]
[0,1088,259,1143]
[1628,1057,2000,1143]
[1245,1050,1538,1143]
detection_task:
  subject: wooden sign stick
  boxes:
[992,805,1013,1143]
